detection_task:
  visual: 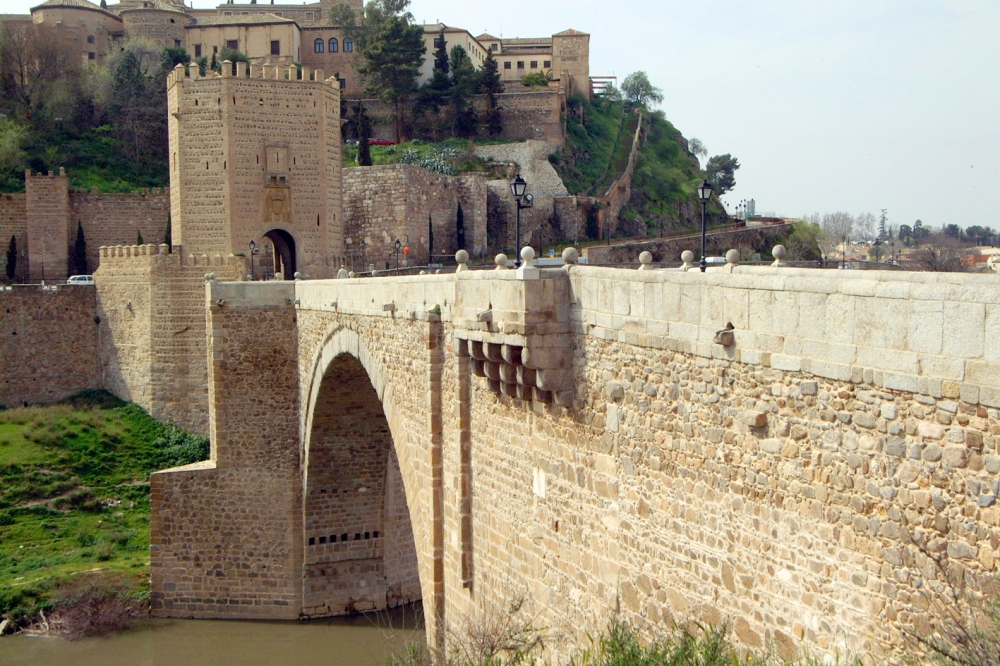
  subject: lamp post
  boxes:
[248,239,259,280]
[509,174,532,267]
[394,239,401,273]
[360,239,366,272]
[697,179,713,272]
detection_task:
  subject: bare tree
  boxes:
[819,211,854,260]
[911,234,970,272]
[0,22,81,120]
[688,137,707,166]
[855,212,876,242]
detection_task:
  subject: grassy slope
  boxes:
[553,98,728,237]
[0,125,169,194]
[0,391,209,623]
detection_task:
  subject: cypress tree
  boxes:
[72,221,88,275]
[136,229,144,245]
[356,102,372,166]
[5,235,16,281]
[164,213,172,251]
[478,51,505,136]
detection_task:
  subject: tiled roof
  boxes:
[119,0,189,14]
[31,0,118,15]
[192,12,295,25]
[553,28,588,36]
[476,33,499,41]
[502,37,551,45]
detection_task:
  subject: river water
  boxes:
[1,604,425,666]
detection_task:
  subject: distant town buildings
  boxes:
[7,0,590,99]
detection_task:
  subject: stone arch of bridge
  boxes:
[301,325,431,620]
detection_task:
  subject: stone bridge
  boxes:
[151,259,1000,661]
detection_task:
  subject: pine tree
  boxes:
[428,214,434,254]
[136,229,144,245]
[433,29,449,76]
[356,102,372,166]
[5,235,16,281]
[100,0,107,7]
[478,51,504,136]
[72,221,87,275]
[456,202,465,250]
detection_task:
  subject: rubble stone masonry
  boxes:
[0,285,100,407]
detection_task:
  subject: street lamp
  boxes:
[248,239,259,280]
[360,238,366,272]
[696,179,713,272]
[509,174,532,267]
[394,239,401,272]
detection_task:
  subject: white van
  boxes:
[67,275,94,285]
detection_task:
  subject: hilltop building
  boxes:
[7,0,590,99]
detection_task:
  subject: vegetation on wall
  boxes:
[0,391,210,629]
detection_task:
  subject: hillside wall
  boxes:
[0,285,100,407]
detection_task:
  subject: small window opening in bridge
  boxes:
[330,534,337,542]
[317,214,320,226]
[319,536,327,544]
[554,520,559,532]
[341,533,348,542]
[256,155,259,164]
[233,96,236,105]
[194,98,199,106]
[205,162,209,169]
[224,161,227,169]
[354,533,361,541]
[293,157,296,165]
[373,531,379,538]
[217,97,220,105]
[364,532,370,539]
[308,537,315,545]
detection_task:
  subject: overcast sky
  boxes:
[5,0,996,228]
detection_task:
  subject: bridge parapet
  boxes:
[568,263,1000,408]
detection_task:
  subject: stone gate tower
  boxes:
[167,61,344,278]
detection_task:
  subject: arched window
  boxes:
[313,38,324,53]
[328,37,338,52]
[343,38,353,52]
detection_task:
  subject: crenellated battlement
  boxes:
[166,61,335,90]
[97,243,244,270]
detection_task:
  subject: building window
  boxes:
[530,60,537,68]
[344,38,353,52]
[86,35,94,44]
[240,11,249,15]
[227,40,238,50]
[517,61,524,69]
[273,11,281,16]
[314,38,324,53]
[504,61,511,69]
[490,43,497,51]
[305,11,314,21]
[175,39,181,47]
[213,45,218,54]
[339,78,346,89]
[222,10,232,15]
[88,52,95,60]
[328,37,338,52]
[269,40,280,55]
[544,60,550,68]
[195,44,202,57]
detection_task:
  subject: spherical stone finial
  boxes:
[495,253,509,270]
[680,250,695,270]
[725,249,740,265]
[520,246,536,266]
[562,247,579,265]
[455,249,470,272]
[638,251,653,270]
[349,271,356,278]
[419,270,427,275]
[371,269,379,276]
[293,271,302,280]
[771,245,788,267]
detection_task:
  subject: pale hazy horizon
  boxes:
[3,0,997,232]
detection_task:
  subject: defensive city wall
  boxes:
[148,259,1000,662]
